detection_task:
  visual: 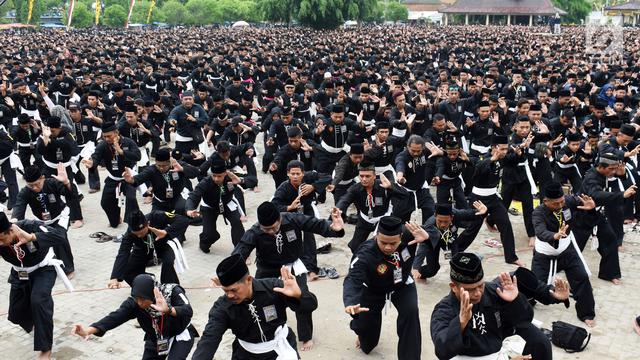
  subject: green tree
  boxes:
[158,0,186,24]
[552,0,591,24]
[297,0,344,29]
[385,0,407,21]
[62,1,94,27]
[130,0,151,23]
[218,0,261,22]
[184,0,222,24]
[102,3,127,26]
[14,0,46,24]
[258,0,298,23]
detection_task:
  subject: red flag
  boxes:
[126,0,136,28]
[67,0,75,28]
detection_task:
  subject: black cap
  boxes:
[130,274,155,300]
[478,100,491,108]
[0,212,10,233]
[435,203,453,216]
[46,116,61,128]
[529,104,542,111]
[129,210,148,231]
[350,143,364,154]
[111,83,123,92]
[544,181,564,199]
[620,124,636,137]
[491,134,508,145]
[182,90,194,98]
[217,254,249,287]
[257,201,280,226]
[231,116,243,127]
[102,121,117,132]
[331,104,344,113]
[587,128,600,138]
[171,149,182,160]
[566,132,582,142]
[210,159,227,174]
[513,267,539,300]
[18,113,31,124]
[558,89,571,97]
[123,101,137,113]
[377,216,403,236]
[450,252,484,284]
[155,148,171,162]
[358,159,375,171]
[287,126,302,138]
[23,165,42,182]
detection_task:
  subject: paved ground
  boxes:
[0,144,639,359]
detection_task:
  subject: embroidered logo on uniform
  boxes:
[263,305,278,322]
[374,197,383,206]
[401,248,411,261]
[376,263,388,275]
[171,172,179,181]
[48,194,56,203]
[472,312,487,335]
[285,230,296,242]
[460,256,470,264]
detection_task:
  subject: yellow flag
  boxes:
[95,0,101,24]
[146,0,156,24]
[27,0,34,23]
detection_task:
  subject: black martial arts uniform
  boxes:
[192,278,318,360]
[185,175,245,251]
[130,165,198,214]
[70,116,100,189]
[343,239,421,360]
[13,178,78,274]
[336,180,408,253]
[412,209,484,279]
[168,103,209,153]
[232,213,345,343]
[314,118,364,173]
[531,195,596,321]
[394,148,436,223]
[90,283,198,360]
[2,221,66,352]
[12,123,41,169]
[90,137,141,227]
[111,211,189,285]
[501,134,536,238]
[435,153,472,209]
[330,153,359,206]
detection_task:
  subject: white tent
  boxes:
[232,21,250,28]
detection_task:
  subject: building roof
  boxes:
[440,0,567,15]
[605,0,640,11]
[407,4,444,11]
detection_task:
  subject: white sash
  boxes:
[12,247,74,291]
[167,238,189,274]
[238,325,297,359]
[535,232,592,285]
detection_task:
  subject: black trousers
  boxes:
[50,223,75,274]
[8,267,57,352]
[531,245,595,321]
[314,148,344,174]
[270,170,288,190]
[573,216,621,281]
[74,156,101,190]
[230,330,299,360]
[513,323,553,360]
[42,164,83,221]
[174,140,199,154]
[1,160,18,209]
[122,244,179,286]
[501,181,535,237]
[350,283,421,360]
[300,207,319,274]
[348,218,377,254]
[256,268,314,343]
[554,167,582,194]
[394,187,435,224]
[152,197,186,215]
[102,177,139,228]
[262,143,276,173]
[142,336,194,360]
[436,178,467,209]
[332,183,352,207]
[469,194,518,263]
[199,206,245,250]
[417,217,483,279]
[18,146,42,169]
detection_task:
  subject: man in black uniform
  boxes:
[314,104,365,173]
[68,103,99,189]
[123,148,199,214]
[469,134,524,266]
[73,274,197,360]
[337,160,408,253]
[431,253,551,360]
[37,116,80,181]
[271,160,331,280]
[343,216,425,360]
[326,142,364,206]
[83,121,141,227]
[0,213,69,360]
[168,91,209,153]
[193,254,317,359]
[12,113,41,169]
[232,201,345,352]
[269,126,315,188]
[0,123,19,210]
[531,181,597,326]
[186,159,245,253]
[12,165,77,275]
[433,137,472,209]
[411,202,486,281]
[107,210,189,289]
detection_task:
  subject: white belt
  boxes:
[441,174,460,180]
[201,198,242,215]
[470,143,491,154]
[535,232,591,285]
[391,128,406,138]
[320,140,346,154]
[375,164,395,176]
[167,238,189,274]
[460,135,470,153]
[2,152,23,170]
[12,247,74,291]
[517,160,538,195]
[137,147,149,167]
[338,179,354,185]
[107,173,125,181]
[472,187,497,196]
[238,325,297,359]
[17,141,36,148]
[44,206,70,230]
[359,205,392,224]
[79,141,96,159]
[175,133,194,142]
[20,108,41,121]
[42,158,78,174]
[285,258,308,275]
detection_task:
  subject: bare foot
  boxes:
[355,338,361,349]
[253,187,261,193]
[512,259,526,268]
[618,245,625,252]
[143,197,152,204]
[301,339,314,351]
[245,256,252,266]
[611,278,622,285]
[38,350,52,360]
[528,237,535,248]
[584,319,596,327]
[66,272,75,280]
[71,220,84,229]
[624,219,634,224]
[485,220,498,233]
[307,272,319,282]
[240,216,248,222]
[633,318,640,336]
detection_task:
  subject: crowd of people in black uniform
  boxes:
[1,24,640,359]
